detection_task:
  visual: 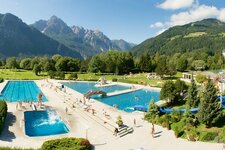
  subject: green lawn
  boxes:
[0,69,183,87]
[77,73,167,87]
[0,69,47,80]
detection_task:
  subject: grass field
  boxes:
[0,69,46,80]
[0,69,183,87]
[77,72,182,87]
[184,32,207,38]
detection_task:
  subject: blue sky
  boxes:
[0,0,225,44]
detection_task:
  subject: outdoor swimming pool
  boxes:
[62,81,130,94]
[94,89,160,112]
[0,81,47,102]
[62,81,160,112]
[24,110,69,137]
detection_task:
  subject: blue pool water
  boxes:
[62,82,130,94]
[0,81,47,102]
[94,89,160,112]
[24,110,69,137]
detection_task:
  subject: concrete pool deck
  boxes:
[0,79,222,150]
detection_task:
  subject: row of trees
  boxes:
[0,54,81,75]
[138,51,224,74]
[0,50,224,76]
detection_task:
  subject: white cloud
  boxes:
[158,0,195,10]
[168,5,220,26]
[218,8,225,22]
[150,22,164,28]
[152,4,225,36]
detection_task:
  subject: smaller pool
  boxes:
[24,110,69,137]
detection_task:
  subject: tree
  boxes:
[6,57,19,69]
[20,58,31,70]
[174,79,188,100]
[43,59,55,72]
[55,57,69,72]
[88,55,105,73]
[33,64,41,75]
[52,54,62,62]
[139,53,152,72]
[197,79,223,128]
[160,81,175,104]
[167,59,177,77]
[144,99,159,123]
[186,78,199,108]
[30,57,40,69]
[155,56,167,78]
[191,60,206,71]
[176,56,188,72]
[67,58,81,72]
[80,59,90,72]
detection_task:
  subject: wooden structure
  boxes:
[84,90,107,99]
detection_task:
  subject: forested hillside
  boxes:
[131,19,225,57]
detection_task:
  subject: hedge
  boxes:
[0,101,7,133]
[199,131,218,141]
[0,78,4,83]
[41,137,91,150]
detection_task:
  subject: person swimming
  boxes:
[134,96,139,100]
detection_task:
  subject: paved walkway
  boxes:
[0,80,223,150]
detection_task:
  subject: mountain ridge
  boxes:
[32,16,136,57]
[131,18,225,57]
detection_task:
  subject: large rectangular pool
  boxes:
[24,110,69,137]
[62,82,130,94]
[0,81,47,102]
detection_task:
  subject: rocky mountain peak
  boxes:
[32,15,135,57]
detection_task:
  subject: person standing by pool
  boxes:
[134,118,136,127]
[151,123,155,138]
[113,128,119,136]
[37,93,43,108]
[66,107,68,114]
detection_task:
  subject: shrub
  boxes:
[160,114,171,129]
[48,71,65,80]
[48,70,55,79]
[41,137,91,150]
[68,73,78,80]
[171,120,185,138]
[0,78,4,83]
[112,78,117,82]
[0,101,7,133]
[170,111,182,123]
[57,71,65,80]
[185,126,199,141]
[199,132,218,141]
[116,116,123,127]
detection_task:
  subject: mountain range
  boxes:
[31,16,135,58]
[131,18,225,57]
[0,13,82,59]
[1,13,224,60]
